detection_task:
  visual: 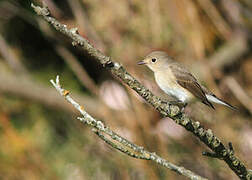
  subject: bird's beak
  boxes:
[137,60,146,65]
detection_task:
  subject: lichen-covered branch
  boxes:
[32,3,251,179]
[50,76,207,180]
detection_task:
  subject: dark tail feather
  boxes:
[215,97,238,111]
[206,94,238,111]
[202,100,215,110]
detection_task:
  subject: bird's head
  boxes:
[137,51,172,72]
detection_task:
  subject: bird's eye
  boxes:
[151,58,156,63]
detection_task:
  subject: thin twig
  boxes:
[50,75,207,180]
[0,66,101,116]
[31,3,251,179]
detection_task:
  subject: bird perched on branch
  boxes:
[138,51,236,110]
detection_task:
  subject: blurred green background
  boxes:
[0,0,252,179]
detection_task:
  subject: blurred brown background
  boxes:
[0,0,252,179]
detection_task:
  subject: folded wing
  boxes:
[170,63,215,109]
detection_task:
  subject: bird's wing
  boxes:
[170,63,215,109]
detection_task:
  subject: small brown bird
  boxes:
[138,51,236,110]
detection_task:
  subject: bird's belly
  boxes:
[161,85,192,103]
[155,73,193,103]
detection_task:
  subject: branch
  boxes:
[31,3,251,179]
[50,75,207,180]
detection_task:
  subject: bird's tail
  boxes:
[206,94,237,111]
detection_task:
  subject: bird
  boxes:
[137,51,237,110]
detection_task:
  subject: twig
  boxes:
[0,67,101,116]
[202,142,234,159]
[31,3,251,179]
[50,75,207,180]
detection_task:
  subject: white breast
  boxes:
[154,72,193,103]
